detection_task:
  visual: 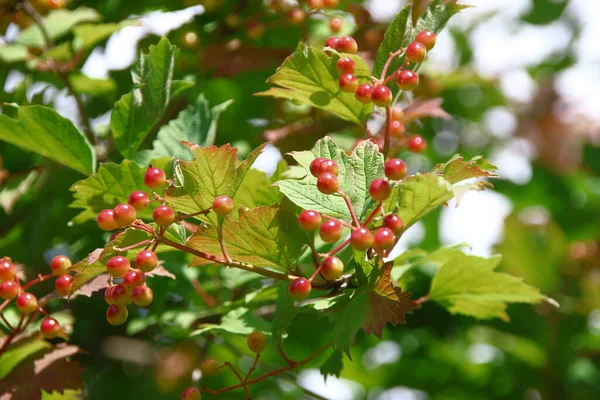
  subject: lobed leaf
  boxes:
[0,105,95,176]
[191,307,270,336]
[276,137,383,220]
[111,37,195,157]
[256,44,373,125]
[319,351,344,380]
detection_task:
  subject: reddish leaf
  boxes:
[402,98,451,123]
[434,155,498,184]
[362,263,420,338]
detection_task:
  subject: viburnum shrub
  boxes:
[0,1,558,398]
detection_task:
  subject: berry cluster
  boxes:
[0,254,75,340]
[95,166,235,325]
[288,157,407,300]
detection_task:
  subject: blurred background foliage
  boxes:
[1,0,600,399]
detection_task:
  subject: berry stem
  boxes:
[338,191,360,228]
[0,313,14,332]
[244,353,261,381]
[21,273,53,291]
[380,49,404,81]
[415,293,430,304]
[161,238,299,282]
[320,214,354,229]
[191,280,219,307]
[322,237,351,258]
[177,207,212,221]
[222,362,252,399]
[201,343,332,396]
[383,105,393,157]
[362,203,384,227]
[113,239,153,253]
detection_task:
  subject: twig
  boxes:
[415,294,429,304]
[21,273,53,290]
[383,105,393,157]
[338,191,360,228]
[21,0,54,48]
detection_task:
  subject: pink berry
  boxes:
[415,30,437,50]
[396,70,419,91]
[106,256,130,278]
[338,36,358,54]
[0,281,18,300]
[113,204,136,228]
[50,255,71,276]
[317,173,340,194]
[310,158,326,177]
[40,317,60,339]
[298,210,322,231]
[339,73,358,93]
[106,304,128,325]
[336,57,355,74]
[181,387,201,400]
[320,219,343,243]
[288,278,311,300]
[131,286,153,307]
[153,205,176,226]
[128,191,150,210]
[55,275,73,297]
[407,135,427,153]
[320,256,344,280]
[384,159,407,180]
[135,250,158,273]
[97,209,118,231]
[212,196,234,216]
[369,179,391,201]
[0,258,16,281]
[317,159,339,176]
[390,120,405,137]
[374,227,396,250]
[371,86,392,107]
[123,270,145,290]
[325,36,340,50]
[383,214,404,233]
[329,17,342,32]
[16,292,38,314]
[144,167,166,189]
[405,42,427,64]
[350,227,374,250]
[355,84,374,103]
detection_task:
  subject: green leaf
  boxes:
[187,205,305,271]
[0,105,95,175]
[73,20,137,52]
[434,155,498,184]
[319,350,344,380]
[69,73,117,98]
[111,37,195,157]
[276,137,383,220]
[272,282,298,348]
[0,44,29,64]
[428,248,550,321]
[165,143,268,218]
[134,95,233,165]
[191,307,271,336]
[256,44,373,125]
[16,7,101,48]
[373,1,467,81]
[42,389,83,400]
[68,158,171,225]
[0,339,50,379]
[386,173,453,229]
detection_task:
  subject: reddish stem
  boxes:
[415,294,430,304]
[383,105,393,157]
[22,273,53,291]
[380,49,404,81]
[339,191,360,228]
[362,203,384,227]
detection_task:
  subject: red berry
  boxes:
[0,258,16,281]
[355,84,375,103]
[317,173,340,195]
[287,8,305,25]
[109,284,131,306]
[336,57,355,74]
[246,21,265,40]
[415,30,437,50]
[106,256,130,278]
[106,304,128,325]
[369,179,391,201]
[329,17,342,32]
[113,204,136,228]
[396,70,419,91]
[374,227,396,250]
[288,277,311,300]
[407,135,427,152]
[383,214,404,233]
[200,358,220,377]
[384,159,408,180]
[405,41,427,64]
[181,387,201,400]
[391,107,404,121]
[55,275,73,297]
[212,195,233,216]
[50,255,71,276]
[131,286,153,307]
[144,167,166,189]
[16,292,38,314]
[310,158,326,177]
[135,250,158,273]
[371,86,392,107]
[320,219,343,243]
[123,270,145,290]
[324,0,340,7]
[97,209,118,231]
[338,36,358,54]
[128,191,150,211]
[317,159,339,176]
[0,281,18,300]
[247,330,267,353]
[339,73,358,93]
[40,317,60,339]
[350,227,375,250]
[153,205,176,226]
[320,256,344,280]
[298,210,322,231]
[307,0,323,9]
[325,36,340,50]
[390,120,405,137]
